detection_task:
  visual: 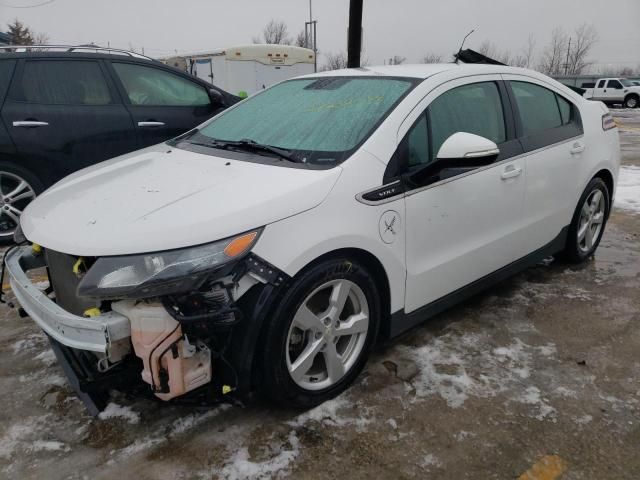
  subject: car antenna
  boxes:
[454,29,475,63]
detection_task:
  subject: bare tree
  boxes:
[538,27,568,75]
[522,33,536,69]
[388,55,406,65]
[567,23,598,75]
[294,30,307,48]
[253,19,291,45]
[321,51,348,71]
[422,53,443,64]
[33,32,49,45]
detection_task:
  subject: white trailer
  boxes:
[177,44,315,97]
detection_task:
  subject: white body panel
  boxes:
[20,63,621,321]
[22,144,341,256]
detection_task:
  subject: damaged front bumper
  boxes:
[5,246,131,361]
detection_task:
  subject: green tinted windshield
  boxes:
[195,77,415,163]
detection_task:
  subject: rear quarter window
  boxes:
[11,60,112,105]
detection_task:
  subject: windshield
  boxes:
[620,79,635,87]
[187,77,415,164]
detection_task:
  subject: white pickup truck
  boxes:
[581,78,640,108]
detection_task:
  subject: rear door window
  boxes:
[112,63,210,106]
[0,60,16,102]
[12,60,112,105]
[597,80,605,88]
[509,80,583,150]
[511,81,562,135]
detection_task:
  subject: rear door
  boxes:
[108,61,223,147]
[1,58,138,184]
[592,79,607,101]
[502,75,585,253]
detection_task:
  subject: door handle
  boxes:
[570,142,585,155]
[13,120,49,127]
[501,165,522,180]
[138,121,165,127]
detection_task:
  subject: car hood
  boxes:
[22,145,342,256]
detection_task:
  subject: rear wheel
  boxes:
[0,163,43,245]
[562,177,609,263]
[260,258,380,408]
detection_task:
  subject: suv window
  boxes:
[113,63,210,106]
[14,60,112,105]
[597,80,606,88]
[607,79,622,89]
[429,82,506,159]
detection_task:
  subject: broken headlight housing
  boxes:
[77,229,261,299]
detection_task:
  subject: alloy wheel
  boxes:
[0,171,37,240]
[577,189,605,253]
[286,279,370,391]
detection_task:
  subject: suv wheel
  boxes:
[0,163,42,244]
[563,177,610,263]
[260,258,380,408]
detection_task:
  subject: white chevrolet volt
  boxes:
[6,64,620,413]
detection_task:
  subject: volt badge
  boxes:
[379,210,401,244]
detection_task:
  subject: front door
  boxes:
[109,61,222,147]
[402,78,526,312]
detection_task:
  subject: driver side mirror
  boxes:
[403,132,500,188]
[208,88,226,107]
[436,132,499,161]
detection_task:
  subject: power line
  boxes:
[0,0,55,8]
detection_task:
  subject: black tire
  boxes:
[624,94,639,109]
[562,177,610,263]
[0,162,44,245]
[259,257,381,408]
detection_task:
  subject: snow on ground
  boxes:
[615,165,640,214]
[98,403,140,424]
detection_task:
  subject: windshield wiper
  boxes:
[209,138,300,163]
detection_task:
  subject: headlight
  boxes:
[77,229,261,299]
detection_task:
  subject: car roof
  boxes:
[302,63,543,80]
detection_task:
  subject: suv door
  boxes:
[400,77,526,313]
[109,61,223,147]
[1,58,138,184]
[503,76,585,254]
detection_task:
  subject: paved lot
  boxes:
[1,110,639,480]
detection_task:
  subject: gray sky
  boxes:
[1,0,639,70]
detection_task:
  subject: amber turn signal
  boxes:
[224,231,258,257]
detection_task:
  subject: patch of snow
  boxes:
[289,394,372,429]
[98,403,140,424]
[575,414,593,425]
[554,386,578,398]
[0,416,50,459]
[12,333,47,354]
[454,430,476,441]
[615,165,640,214]
[220,431,300,480]
[35,349,56,367]
[419,453,442,468]
[518,386,557,420]
[28,440,69,453]
[386,418,398,429]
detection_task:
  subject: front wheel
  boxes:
[260,258,381,408]
[562,177,610,263]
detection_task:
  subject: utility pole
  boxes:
[305,0,318,72]
[564,37,571,75]
[347,0,363,68]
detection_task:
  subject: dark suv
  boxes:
[0,46,238,242]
